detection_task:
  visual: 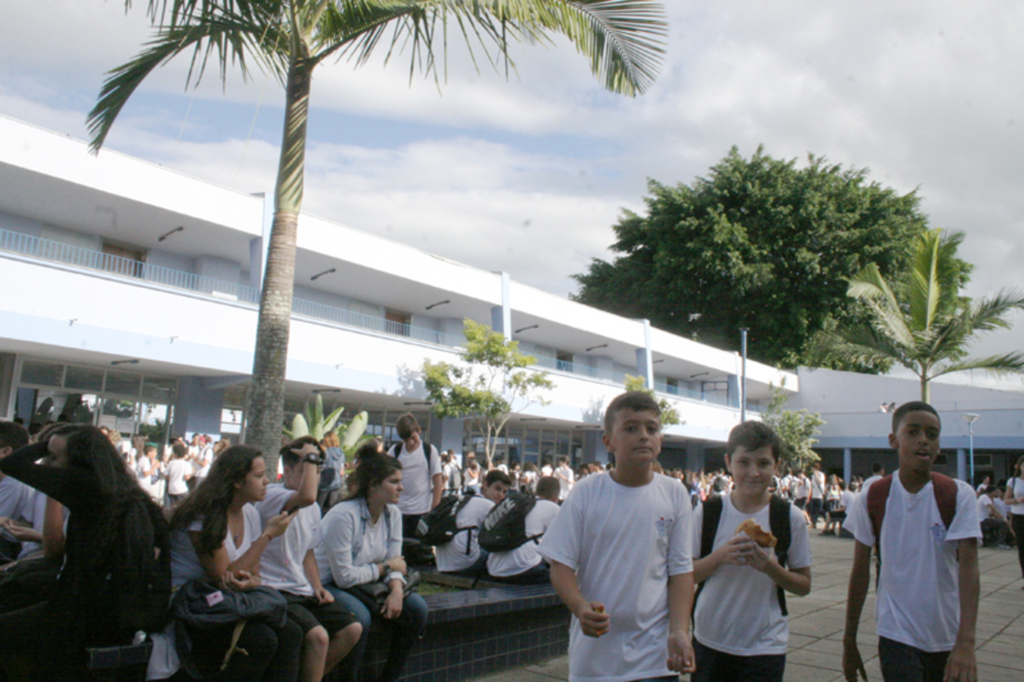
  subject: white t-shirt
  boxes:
[555,465,575,501]
[541,465,553,478]
[16,487,48,559]
[839,490,857,512]
[169,504,262,587]
[844,475,981,652]
[538,473,693,682]
[1009,477,1024,515]
[391,442,442,515]
[793,476,810,499]
[166,459,191,495]
[435,496,494,573]
[992,497,1010,520]
[692,495,812,655]
[256,484,322,597]
[810,472,826,499]
[488,499,560,578]
[0,475,29,519]
[976,494,994,522]
[195,446,213,480]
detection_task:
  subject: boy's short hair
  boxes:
[280,435,321,468]
[604,391,661,433]
[172,442,188,459]
[144,444,157,455]
[396,413,421,440]
[726,421,782,461]
[0,421,29,451]
[891,401,940,433]
[483,469,512,488]
[872,462,884,474]
[536,476,561,501]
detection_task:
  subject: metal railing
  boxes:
[291,298,465,348]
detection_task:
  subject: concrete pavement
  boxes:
[470,531,1024,682]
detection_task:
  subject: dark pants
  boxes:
[808,498,824,525]
[691,637,785,682]
[177,619,303,682]
[980,518,1007,547]
[1013,515,1024,578]
[878,636,949,682]
[488,561,550,585]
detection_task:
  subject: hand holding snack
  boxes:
[736,519,777,548]
[579,602,610,638]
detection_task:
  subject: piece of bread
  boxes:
[736,519,777,548]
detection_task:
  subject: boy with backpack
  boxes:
[843,401,980,682]
[539,391,695,681]
[691,421,812,682]
[429,470,511,576]
[486,476,561,584]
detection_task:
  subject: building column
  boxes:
[957,448,967,482]
[490,272,511,340]
[172,377,226,439]
[249,191,275,292]
[635,319,653,388]
[843,448,852,486]
[727,375,740,409]
[428,414,466,458]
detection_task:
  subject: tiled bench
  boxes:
[359,582,570,682]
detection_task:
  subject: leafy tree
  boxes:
[89,0,668,471]
[572,146,930,369]
[817,229,1024,402]
[761,386,823,472]
[422,320,554,469]
[623,375,681,426]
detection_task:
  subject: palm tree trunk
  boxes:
[245,53,312,471]
[920,374,930,403]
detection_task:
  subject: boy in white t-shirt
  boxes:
[487,476,561,584]
[843,401,980,682]
[388,413,443,540]
[539,391,695,681]
[691,421,811,682]
[435,470,511,575]
[257,438,361,682]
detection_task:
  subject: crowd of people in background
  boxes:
[0,396,1018,682]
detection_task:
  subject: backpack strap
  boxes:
[768,495,791,617]
[692,496,724,613]
[391,441,433,468]
[931,473,958,530]
[866,475,893,543]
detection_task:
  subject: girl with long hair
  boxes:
[315,447,427,682]
[163,445,302,681]
[0,425,170,680]
[1004,455,1024,586]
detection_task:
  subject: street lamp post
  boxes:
[739,328,748,422]
[963,413,980,487]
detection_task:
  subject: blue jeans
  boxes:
[324,582,428,682]
[878,637,949,682]
[691,637,785,682]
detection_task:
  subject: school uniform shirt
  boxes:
[691,495,812,656]
[844,475,980,652]
[810,472,826,500]
[839,489,857,511]
[538,473,693,682]
[256,484,322,597]
[435,496,494,573]
[488,499,560,578]
[976,494,994,522]
[555,465,575,501]
[1009,477,1024,515]
[16,487,47,559]
[391,443,442,516]
[169,504,262,587]
[166,459,191,496]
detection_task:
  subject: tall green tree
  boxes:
[422,320,554,469]
[89,0,667,468]
[818,229,1024,402]
[572,146,930,369]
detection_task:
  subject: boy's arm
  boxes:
[666,572,696,674]
[549,560,609,637]
[944,539,979,682]
[842,541,872,682]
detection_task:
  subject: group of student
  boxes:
[0,391,1009,682]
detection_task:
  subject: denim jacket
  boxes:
[315,498,403,588]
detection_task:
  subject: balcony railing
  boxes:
[1,227,748,412]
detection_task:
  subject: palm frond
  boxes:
[88,12,284,152]
[931,352,1024,379]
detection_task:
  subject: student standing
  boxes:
[1004,455,1024,585]
[691,422,811,682]
[388,413,443,540]
[539,391,695,681]
[843,401,980,682]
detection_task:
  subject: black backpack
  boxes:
[694,495,793,616]
[106,494,172,633]
[390,440,432,466]
[416,492,477,550]
[479,491,540,552]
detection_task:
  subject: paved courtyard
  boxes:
[471,532,1024,682]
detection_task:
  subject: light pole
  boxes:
[739,328,748,422]
[963,413,979,487]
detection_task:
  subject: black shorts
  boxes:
[283,593,358,635]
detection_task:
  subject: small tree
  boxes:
[422,320,554,469]
[623,375,682,426]
[761,386,823,472]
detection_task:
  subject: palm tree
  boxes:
[88,0,668,467]
[820,228,1024,402]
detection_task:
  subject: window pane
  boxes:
[105,371,141,397]
[20,361,64,387]
[65,366,104,392]
[142,376,177,402]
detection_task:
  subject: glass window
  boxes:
[65,365,104,392]
[105,371,141,397]
[223,384,247,410]
[142,376,177,402]
[20,361,64,387]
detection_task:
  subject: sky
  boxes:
[2,1,1023,385]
